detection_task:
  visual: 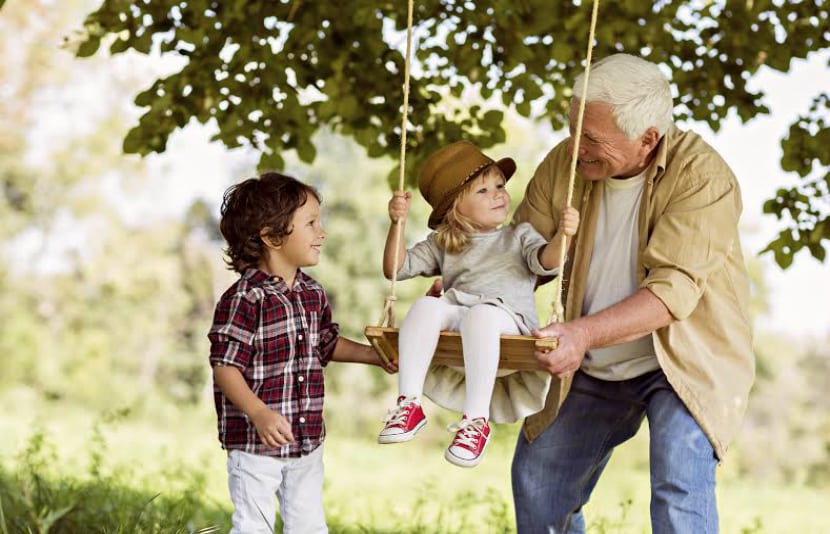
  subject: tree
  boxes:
[0,0,218,407]
[70,1,828,267]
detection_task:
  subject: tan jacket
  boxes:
[514,125,754,459]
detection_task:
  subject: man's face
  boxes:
[567,100,655,180]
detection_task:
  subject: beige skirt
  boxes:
[423,365,551,424]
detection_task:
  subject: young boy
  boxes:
[208,172,396,533]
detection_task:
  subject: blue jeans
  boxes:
[511,369,718,534]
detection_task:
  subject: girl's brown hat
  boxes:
[418,141,516,229]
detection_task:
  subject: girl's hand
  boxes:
[389,191,411,223]
[559,206,580,236]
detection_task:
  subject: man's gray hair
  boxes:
[573,53,673,139]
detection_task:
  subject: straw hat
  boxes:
[418,141,516,229]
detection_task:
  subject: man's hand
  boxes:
[425,278,443,297]
[532,320,590,378]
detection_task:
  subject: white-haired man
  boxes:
[511,53,754,533]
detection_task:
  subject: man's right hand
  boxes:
[532,320,590,379]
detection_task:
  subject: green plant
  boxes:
[0,423,229,533]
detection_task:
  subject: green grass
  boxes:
[1,386,827,533]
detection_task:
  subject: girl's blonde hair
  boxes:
[433,168,503,254]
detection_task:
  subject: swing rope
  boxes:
[548,0,600,325]
[378,0,415,329]
[378,0,600,331]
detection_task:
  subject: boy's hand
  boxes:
[375,351,399,374]
[559,206,580,236]
[250,406,294,448]
[388,191,411,223]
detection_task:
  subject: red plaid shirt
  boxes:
[208,268,340,457]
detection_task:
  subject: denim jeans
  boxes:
[511,369,718,534]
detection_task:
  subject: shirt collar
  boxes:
[649,123,678,184]
[242,267,311,292]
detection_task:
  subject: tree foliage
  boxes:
[73,0,829,267]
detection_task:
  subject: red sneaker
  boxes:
[444,416,490,468]
[377,396,427,444]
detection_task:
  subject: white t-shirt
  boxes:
[581,173,660,380]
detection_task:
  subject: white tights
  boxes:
[398,296,519,420]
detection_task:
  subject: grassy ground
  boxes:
[1,386,827,533]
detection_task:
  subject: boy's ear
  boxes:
[260,228,282,249]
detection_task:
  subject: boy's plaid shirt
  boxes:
[208,268,340,457]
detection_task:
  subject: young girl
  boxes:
[377,141,579,467]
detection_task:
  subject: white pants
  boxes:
[398,296,520,420]
[227,446,327,534]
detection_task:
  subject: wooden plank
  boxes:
[364,326,557,371]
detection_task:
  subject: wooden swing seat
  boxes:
[364,326,558,371]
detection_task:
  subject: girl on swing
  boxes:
[378,140,579,467]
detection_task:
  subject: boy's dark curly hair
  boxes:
[219,172,321,274]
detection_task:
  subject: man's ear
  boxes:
[260,228,282,249]
[641,127,660,152]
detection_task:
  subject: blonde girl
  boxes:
[378,141,579,467]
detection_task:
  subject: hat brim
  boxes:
[427,157,516,230]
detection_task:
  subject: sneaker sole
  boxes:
[444,438,489,468]
[377,419,427,444]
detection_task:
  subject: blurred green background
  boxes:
[1,1,828,532]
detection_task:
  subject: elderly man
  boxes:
[511,53,754,533]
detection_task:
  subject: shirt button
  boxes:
[299,417,306,423]
[298,376,304,383]
[298,334,304,340]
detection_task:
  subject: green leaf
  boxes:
[258,151,285,172]
[296,138,317,164]
[76,36,101,58]
[110,38,130,54]
[122,127,145,154]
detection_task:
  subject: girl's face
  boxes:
[456,168,510,232]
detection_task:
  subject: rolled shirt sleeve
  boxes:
[208,291,258,371]
[642,156,743,321]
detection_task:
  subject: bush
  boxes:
[0,429,229,534]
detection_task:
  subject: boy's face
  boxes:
[456,168,510,232]
[264,196,325,277]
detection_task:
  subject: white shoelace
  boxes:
[446,418,488,448]
[382,399,417,426]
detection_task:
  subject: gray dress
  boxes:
[397,222,558,423]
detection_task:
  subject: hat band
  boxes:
[462,161,494,185]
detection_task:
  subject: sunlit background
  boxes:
[2,1,828,532]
